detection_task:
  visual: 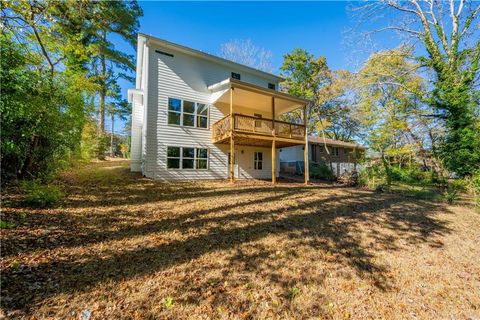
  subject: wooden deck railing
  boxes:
[212,113,305,143]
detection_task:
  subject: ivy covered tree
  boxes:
[354,0,480,176]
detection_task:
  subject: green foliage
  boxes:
[358,163,385,189]
[0,220,16,229]
[1,33,86,182]
[288,287,301,300]
[463,170,480,207]
[1,1,141,181]
[389,165,430,184]
[164,296,174,309]
[309,161,334,180]
[280,49,359,140]
[21,180,63,208]
[443,186,460,205]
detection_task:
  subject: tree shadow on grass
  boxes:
[1,183,451,314]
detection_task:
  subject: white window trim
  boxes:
[167,97,209,130]
[166,146,209,170]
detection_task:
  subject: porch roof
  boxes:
[208,78,309,115]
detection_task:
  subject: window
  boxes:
[196,103,208,128]
[167,98,209,128]
[268,83,276,90]
[231,72,241,80]
[182,147,195,169]
[196,148,208,169]
[254,151,263,170]
[168,98,181,125]
[311,144,318,162]
[332,147,339,156]
[167,146,181,169]
[254,113,262,128]
[167,146,208,170]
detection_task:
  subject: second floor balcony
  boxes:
[208,78,309,148]
[212,113,305,145]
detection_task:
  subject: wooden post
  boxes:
[271,96,275,137]
[303,105,308,185]
[230,88,235,183]
[271,97,276,184]
[272,139,276,185]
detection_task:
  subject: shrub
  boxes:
[0,220,16,229]
[464,170,480,207]
[443,186,459,204]
[21,180,63,208]
[358,163,384,189]
[309,161,334,180]
[390,165,430,184]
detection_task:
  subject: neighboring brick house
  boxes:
[279,136,365,177]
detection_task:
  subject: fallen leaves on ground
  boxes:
[1,160,479,319]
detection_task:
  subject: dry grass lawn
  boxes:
[1,160,479,319]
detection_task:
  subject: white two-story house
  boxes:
[128,34,309,184]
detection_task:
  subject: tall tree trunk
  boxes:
[380,151,392,190]
[99,30,107,133]
[110,113,114,157]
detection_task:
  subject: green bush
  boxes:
[443,186,459,204]
[21,180,63,208]
[358,163,384,189]
[0,220,16,229]
[389,165,430,184]
[465,170,480,207]
[309,161,334,180]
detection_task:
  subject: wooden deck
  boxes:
[212,113,306,148]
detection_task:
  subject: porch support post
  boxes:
[230,87,235,183]
[272,140,276,185]
[271,96,276,185]
[303,105,308,185]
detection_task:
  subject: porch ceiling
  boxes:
[208,78,307,116]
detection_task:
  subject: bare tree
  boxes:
[351,0,480,176]
[220,39,273,73]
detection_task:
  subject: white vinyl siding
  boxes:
[140,38,280,180]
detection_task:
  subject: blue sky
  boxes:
[111,1,402,133]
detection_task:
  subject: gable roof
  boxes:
[308,136,365,149]
[139,33,284,83]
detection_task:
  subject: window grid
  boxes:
[168,98,209,129]
[167,146,209,170]
[254,151,263,170]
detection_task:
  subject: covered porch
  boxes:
[208,78,309,184]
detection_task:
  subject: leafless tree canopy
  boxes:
[220,39,273,73]
[351,0,480,63]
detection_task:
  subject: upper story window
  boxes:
[168,98,209,128]
[231,72,241,80]
[268,83,276,90]
[332,147,340,156]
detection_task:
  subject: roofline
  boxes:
[308,136,366,149]
[208,78,310,105]
[139,33,285,82]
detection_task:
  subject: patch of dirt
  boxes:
[1,160,479,319]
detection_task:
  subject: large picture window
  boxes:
[167,146,208,170]
[254,151,263,170]
[168,98,209,128]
